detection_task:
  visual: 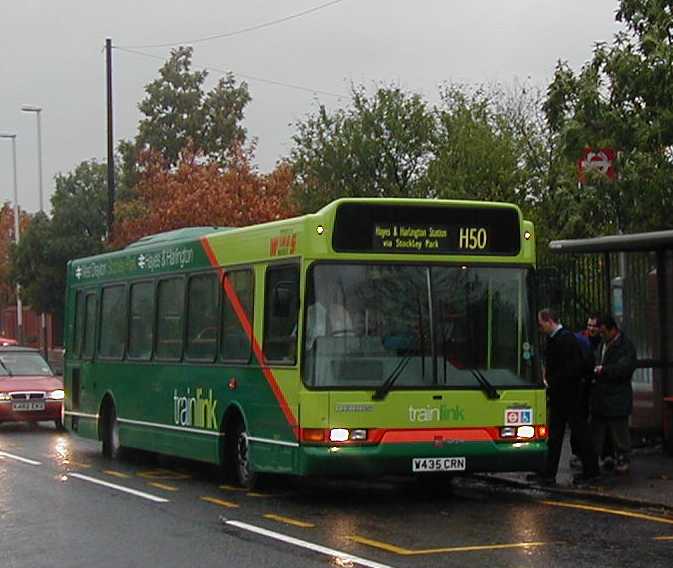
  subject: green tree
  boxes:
[289,85,436,212]
[544,0,673,234]
[119,46,251,195]
[11,160,108,319]
[428,85,533,204]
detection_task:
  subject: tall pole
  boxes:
[0,134,23,344]
[106,38,115,238]
[21,105,48,356]
[36,110,44,212]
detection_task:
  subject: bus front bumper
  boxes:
[297,440,547,477]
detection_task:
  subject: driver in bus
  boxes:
[305,283,355,348]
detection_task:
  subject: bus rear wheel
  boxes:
[232,421,257,489]
[102,404,121,459]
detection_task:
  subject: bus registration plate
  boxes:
[12,401,45,411]
[412,457,466,472]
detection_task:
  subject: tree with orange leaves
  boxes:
[0,202,30,309]
[112,144,297,248]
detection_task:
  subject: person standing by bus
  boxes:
[530,308,599,485]
[592,314,637,474]
[569,314,601,469]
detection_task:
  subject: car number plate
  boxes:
[412,457,466,472]
[12,401,45,411]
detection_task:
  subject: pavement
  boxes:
[482,434,673,511]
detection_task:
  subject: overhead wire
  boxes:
[117,0,347,49]
[114,46,347,99]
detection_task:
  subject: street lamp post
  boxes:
[0,133,23,345]
[21,105,44,212]
[21,105,47,356]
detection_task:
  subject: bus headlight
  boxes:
[48,389,65,400]
[350,429,367,441]
[516,426,535,439]
[0,392,10,401]
[329,428,349,442]
[328,428,368,442]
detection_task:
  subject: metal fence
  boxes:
[537,250,663,431]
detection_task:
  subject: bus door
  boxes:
[68,289,98,432]
[253,263,300,473]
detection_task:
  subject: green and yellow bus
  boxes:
[64,198,546,486]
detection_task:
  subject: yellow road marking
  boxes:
[654,536,673,541]
[65,460,91,469]
[542,500,673,526]
[137,468,191,481]
[263,514,315,528]
[219,485,267,498]
[349,535,555,555]
[103,470,130,479]
[200,496,239,508]
[148,482,178,492]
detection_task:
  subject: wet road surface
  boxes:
[1,422,672,568]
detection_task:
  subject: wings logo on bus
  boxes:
[270,231,297,257]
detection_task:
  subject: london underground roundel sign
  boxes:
[578,147,616,182]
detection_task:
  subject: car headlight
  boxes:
[0,392,10,401]
[48,389,65,400]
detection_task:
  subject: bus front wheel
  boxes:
[102,404,121,459]
[232,421,257,489]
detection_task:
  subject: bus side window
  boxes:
[128,281,155,360]
[73,291,86,358]
[155,277,185,361]
[221,269,253,362]
[263,265,299,364]
[185,272,219,361]
[81,292,98,360]
[98,285,127,360]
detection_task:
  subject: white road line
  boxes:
[69,473,170,503]
[0,451,42,465]
[225,520,396,568]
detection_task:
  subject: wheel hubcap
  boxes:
[111,417,120,451]
[237,433,249,480]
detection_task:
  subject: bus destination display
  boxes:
[333,203,521,255]
[373,223,491,252]
[373,224,452,252]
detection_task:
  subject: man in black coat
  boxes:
[592,314,637,473]
[530,308,599,485]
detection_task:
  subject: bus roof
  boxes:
[68,198,533,285]
[125,227,231,249]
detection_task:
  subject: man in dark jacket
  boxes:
[592,314,637,473]
[530,308,599,485]
[569,325,596,468]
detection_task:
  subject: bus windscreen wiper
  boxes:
[469,368,500,400]
[372,354,413,401]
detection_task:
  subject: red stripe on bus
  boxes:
[373,428,498,444]
[200,238,299,438]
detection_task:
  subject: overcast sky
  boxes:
[0,0,623,213]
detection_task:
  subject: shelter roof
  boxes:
[549,230,673,254]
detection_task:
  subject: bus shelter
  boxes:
[549,230,673,452]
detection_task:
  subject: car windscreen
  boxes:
[0,353,54,376]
